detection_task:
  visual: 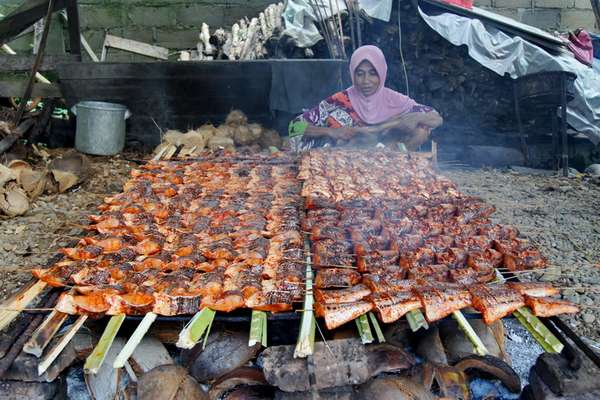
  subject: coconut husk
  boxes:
[225,110,248,127]
[17,168,48,199]
[215,125,235,139]
[48,150,90,193]
[233,124,261,146]
[0,183,29,217]
[163,130,184,145]
[208,136,235,151]
[197,124,217,139]
[0,164,17,187]
[180,130,208,150]
[259,129,283,149]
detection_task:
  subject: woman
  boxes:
[288,45,443,152]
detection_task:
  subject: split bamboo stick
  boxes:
[38,315,88,376]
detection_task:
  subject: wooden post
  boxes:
[66,0,81,60]
[14,0,56,125]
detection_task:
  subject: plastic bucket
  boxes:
[72,101,131,156]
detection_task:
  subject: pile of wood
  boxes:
[153,110,283,159]
[179,3,285,61]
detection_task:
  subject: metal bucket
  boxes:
[72,101,131,156]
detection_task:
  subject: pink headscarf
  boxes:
[347,45,416,125]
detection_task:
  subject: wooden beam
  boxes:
[14,0,56,124]
[0,0,68,44]
[65,0,81,60]
[0,55,78,71]
[0,81,62,97]
[102,34,169,61]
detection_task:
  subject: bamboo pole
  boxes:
[294,238,316,358]
[38,315,88,376]
[113,312,157,369]
[0,280,47,332]
[84,315,126,374]
[176,308,216,349]
[23,310,69,357]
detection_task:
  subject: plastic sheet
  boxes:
[282,0,394,47]
[418,7,600,144]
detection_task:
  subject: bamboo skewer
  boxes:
[176,308,216,350]
[113,312,157,369]
[0,280,48,332]
[38,315,88,376]
[84,315,126,374]
[23,310,69,357]
[452,310,489,356]
[295,238,316,358]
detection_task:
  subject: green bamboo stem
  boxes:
[249,310,267,347]
[406,309,429,332]
[113,312,156,369]
[356,314,374,344]
[176,308,216,349]
[513,307,563,353]
[294,238,316,358]
[368,312,385,343]
[84,314,125,374]
[452,310,489,356]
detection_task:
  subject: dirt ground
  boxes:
[1,153,599,344]
[444,166,600,342]
[0,151,136,298]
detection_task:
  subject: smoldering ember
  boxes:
[0,1,599,400]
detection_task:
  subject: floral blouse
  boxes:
[288,90,433,152]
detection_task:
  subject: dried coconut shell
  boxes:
[48,150,90,193]
[225,110,248,127]
[17,168,48,199]
[51,170,79,193]
[0,184,29,217]
[7,159,32,173]
[259,129,283,149]
[0,164,17,187]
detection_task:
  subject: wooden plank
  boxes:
[0,280,47,332]
[0,55,77,71]
[65,0,81,59]
[23,309,68,357]
[103,34,169,61]
[0,0,68,43]
[0,81,61,97]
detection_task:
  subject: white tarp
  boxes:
[282,0,393,47]
[418,7,600,145]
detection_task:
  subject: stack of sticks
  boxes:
[32,152,306,317]
[299,149,579,330]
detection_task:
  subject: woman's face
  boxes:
[354,60,380,97]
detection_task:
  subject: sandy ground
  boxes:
[444,166,600,342]
[1,154,598,344]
